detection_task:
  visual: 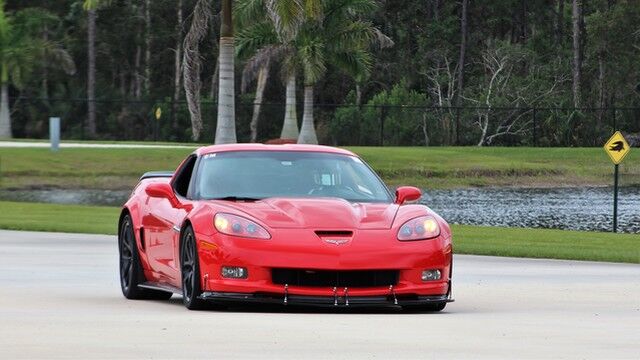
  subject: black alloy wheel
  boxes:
[180,226,206,310]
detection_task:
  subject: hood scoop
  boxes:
[315,231,354,246]
[315,231,353,237]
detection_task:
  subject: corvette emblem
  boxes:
[324,239,350,246]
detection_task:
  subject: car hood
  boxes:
[215,197,399,230]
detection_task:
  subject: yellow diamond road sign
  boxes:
[603,131,631,165]
[155,107,162,120]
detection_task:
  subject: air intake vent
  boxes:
[272,269,399,288]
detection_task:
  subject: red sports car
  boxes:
[118,144,453,311]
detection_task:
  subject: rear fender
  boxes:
[121,200,153,272]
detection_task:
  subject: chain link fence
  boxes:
[7,97,640,146]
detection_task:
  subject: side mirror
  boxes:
[146,182,180,207]
[395,186,422,205]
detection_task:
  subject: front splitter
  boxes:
[199,291,454,308]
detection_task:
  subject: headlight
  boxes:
[397,216,440,241]
[214,213,271,239]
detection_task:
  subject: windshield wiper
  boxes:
[211,196,263,202]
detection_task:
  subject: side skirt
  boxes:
[138,281,183,295]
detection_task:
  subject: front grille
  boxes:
[272,269,399,288]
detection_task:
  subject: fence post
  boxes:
[532,107,537,146]
[455,107,461,145]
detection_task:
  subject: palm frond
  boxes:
[266,0,304,41]
[241,45,290,92]
[330,47,372,81]
[83,0,112,11]
[236,21,279,59]
[234,0,265,29]
[297,34,326,84]
[323,0,378,19]
[45,47,76,76]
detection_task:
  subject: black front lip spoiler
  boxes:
[199,291,454,308]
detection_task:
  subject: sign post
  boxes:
[154,107,162,142]
[603,131,631,233]
[49,117,60,152]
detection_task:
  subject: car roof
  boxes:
[195,143,357,157]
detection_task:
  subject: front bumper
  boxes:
[195,228,453,304]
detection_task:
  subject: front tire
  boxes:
[180,225,206,310]
[119,214,172,300]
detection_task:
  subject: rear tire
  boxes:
[119,214,173,300]
[180,225,207,310]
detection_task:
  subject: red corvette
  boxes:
[118,144,453,311]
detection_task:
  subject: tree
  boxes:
[571,0,582,108]
[215,0,237,144]
[297,0,385,144]
[235,0,307,142]
[0,2,74,139]
[183,0,211,141]
[82,0,110,138]
[172,0,183,133]
[465,41,567,146]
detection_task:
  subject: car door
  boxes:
[144,155,197,285]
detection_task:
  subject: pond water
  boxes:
[1,187,639,233]
[421,187,640,234]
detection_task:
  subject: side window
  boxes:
[172,155,197,198]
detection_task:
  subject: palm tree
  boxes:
[0,2,75,139]
[235,0,311,141]
[215,0,237,144]
[83,0,110,138]
[297,0,386,144]
[236,0,385,144]
[183,0,212,141]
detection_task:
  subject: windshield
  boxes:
[195,151,393,203]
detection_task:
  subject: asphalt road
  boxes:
[0,230,638,359]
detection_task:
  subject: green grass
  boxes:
[453,225,639,264]
[351,146,639,188]
[0,201,119,235]
[0,146,638,190]
[1,201,637,264]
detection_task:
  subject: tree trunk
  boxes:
[172,0,183,132]
[453,0,468,145]
[134,44,142,99]
[42,24,49,103]
[355,83,362,107]
[280,73,299,139]
[520,0,527,43]
[215,39,236,143]
[297,85,318,144]
[572,0,582,108]
[215,0,236,144]
[87,9,97,138]
[182,0,211,141]
[597,53,605,128]
[0,82,11,138]
[144,0,151,95]
[249,65,268,143]
[555,0,564,45]
[455,0,468,108]
[210,60,219,101]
